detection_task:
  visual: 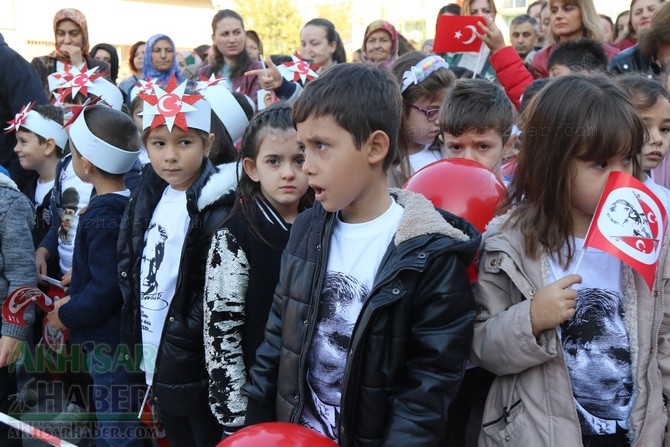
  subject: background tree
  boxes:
[234,0,303,56]
[315,2,353,53]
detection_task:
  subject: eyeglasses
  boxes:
[409,103,440,121]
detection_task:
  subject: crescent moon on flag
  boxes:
[647,212,657,224]
[463,25,479,45]
[636,240,646,251]
[158,94,180,117]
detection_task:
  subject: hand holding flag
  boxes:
[581,172,667,289]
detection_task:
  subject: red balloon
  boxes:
[403,158,506,234]
[217,422,338,447]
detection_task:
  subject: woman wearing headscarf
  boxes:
[361,20,399,69]
[90,42,120,84]
[142,34,186,87]
[31,8,110,100]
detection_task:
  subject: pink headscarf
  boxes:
[51,8,90,62]
[362,20,399,68]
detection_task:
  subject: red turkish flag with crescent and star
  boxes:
[583,171,667,290]
[434,15,485,53]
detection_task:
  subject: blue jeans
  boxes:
[86,348,145,447]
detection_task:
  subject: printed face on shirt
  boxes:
[56,20,84,52]
[297,114,387,223]
[441,128,507,177]
[561,288,633,423]
[510,22,538,58]
[638,97,670,171]
[145,126,213,191]
[13,130,49,172]
[213,17,246,59]
[151,39,175,72]
[550,0,584,41]
[630,0,659,34]
[242,128,309,224]
[364,30,393,63]
[403,91,446,147]
[300,25,336,68]
[570,155,633,237]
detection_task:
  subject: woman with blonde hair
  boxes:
[530,0,619,77]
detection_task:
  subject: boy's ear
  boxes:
[44,138,57,156]
[242,157,260,183]
[367,130,390,166]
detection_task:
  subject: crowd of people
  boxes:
[0,1,669,446]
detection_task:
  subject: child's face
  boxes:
[69,143,89,182]
[570,154,634,236]
[243,129,309,223]
[145,126,212,191]
[298,115,386,223]
[14,130,49,171]
[404,91,446,147]
[441,128,508,177]
[639,97,670,171]
[549,63,573,78]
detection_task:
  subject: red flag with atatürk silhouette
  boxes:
[582,171,667,289]
[434,15,485,53]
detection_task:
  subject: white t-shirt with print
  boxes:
[301,199,404,441]
[140,186,190,385]
[57,160,92,274]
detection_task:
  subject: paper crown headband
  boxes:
[4,102,68,150]
[128,78,160,102]
[401,55,449,92]
[67,103,139,174]
[196,75,249,142]
[48,64,123,110]
[277,54,319,84]
[138,76,210,133]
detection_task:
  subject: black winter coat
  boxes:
[243,188,480,447]
[608,45,661,76]
[118,161,236,414]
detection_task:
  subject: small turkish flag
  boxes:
[434,15,485,53]
[583,172,667,290]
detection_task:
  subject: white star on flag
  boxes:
[195,73,228,91]
[455,31,462,40]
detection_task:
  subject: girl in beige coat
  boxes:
[472,74,670,447]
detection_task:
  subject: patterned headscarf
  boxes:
[52,8,89,62]
[143,34,186,87]
[362,20,399,68]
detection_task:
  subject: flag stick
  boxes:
[572,244,587,276]
[260,54,268,77]
[473,43,484,79]
[0,411,77,447]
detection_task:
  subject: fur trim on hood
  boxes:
[391,188,470,246]
[197,162,240,211]
[0,173,18,190]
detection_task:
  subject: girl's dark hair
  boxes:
[616,73,670,111]
[303,18,347,64]
[226,103,313,245]
[506,74,646,267]
[129,41,145,73]
[208,91,254,165]
[32,105,65,154]
[209,9,253,80]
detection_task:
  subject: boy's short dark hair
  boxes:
[32,104,65,155]
[547,39,608,73]
[439,78,514,143]
[292,63,402,171]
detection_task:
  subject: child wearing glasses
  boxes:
[389,52,455,187]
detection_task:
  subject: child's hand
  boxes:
[529,274,581,337]
[47,297,70,332]
[0,336,24,367]
[60,270,72,288]
[245,55,283,91]
[474,17,506,54]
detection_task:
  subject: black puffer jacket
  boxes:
[243,188,480,447]
[608,45,660,76]
[118,161,236,414]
